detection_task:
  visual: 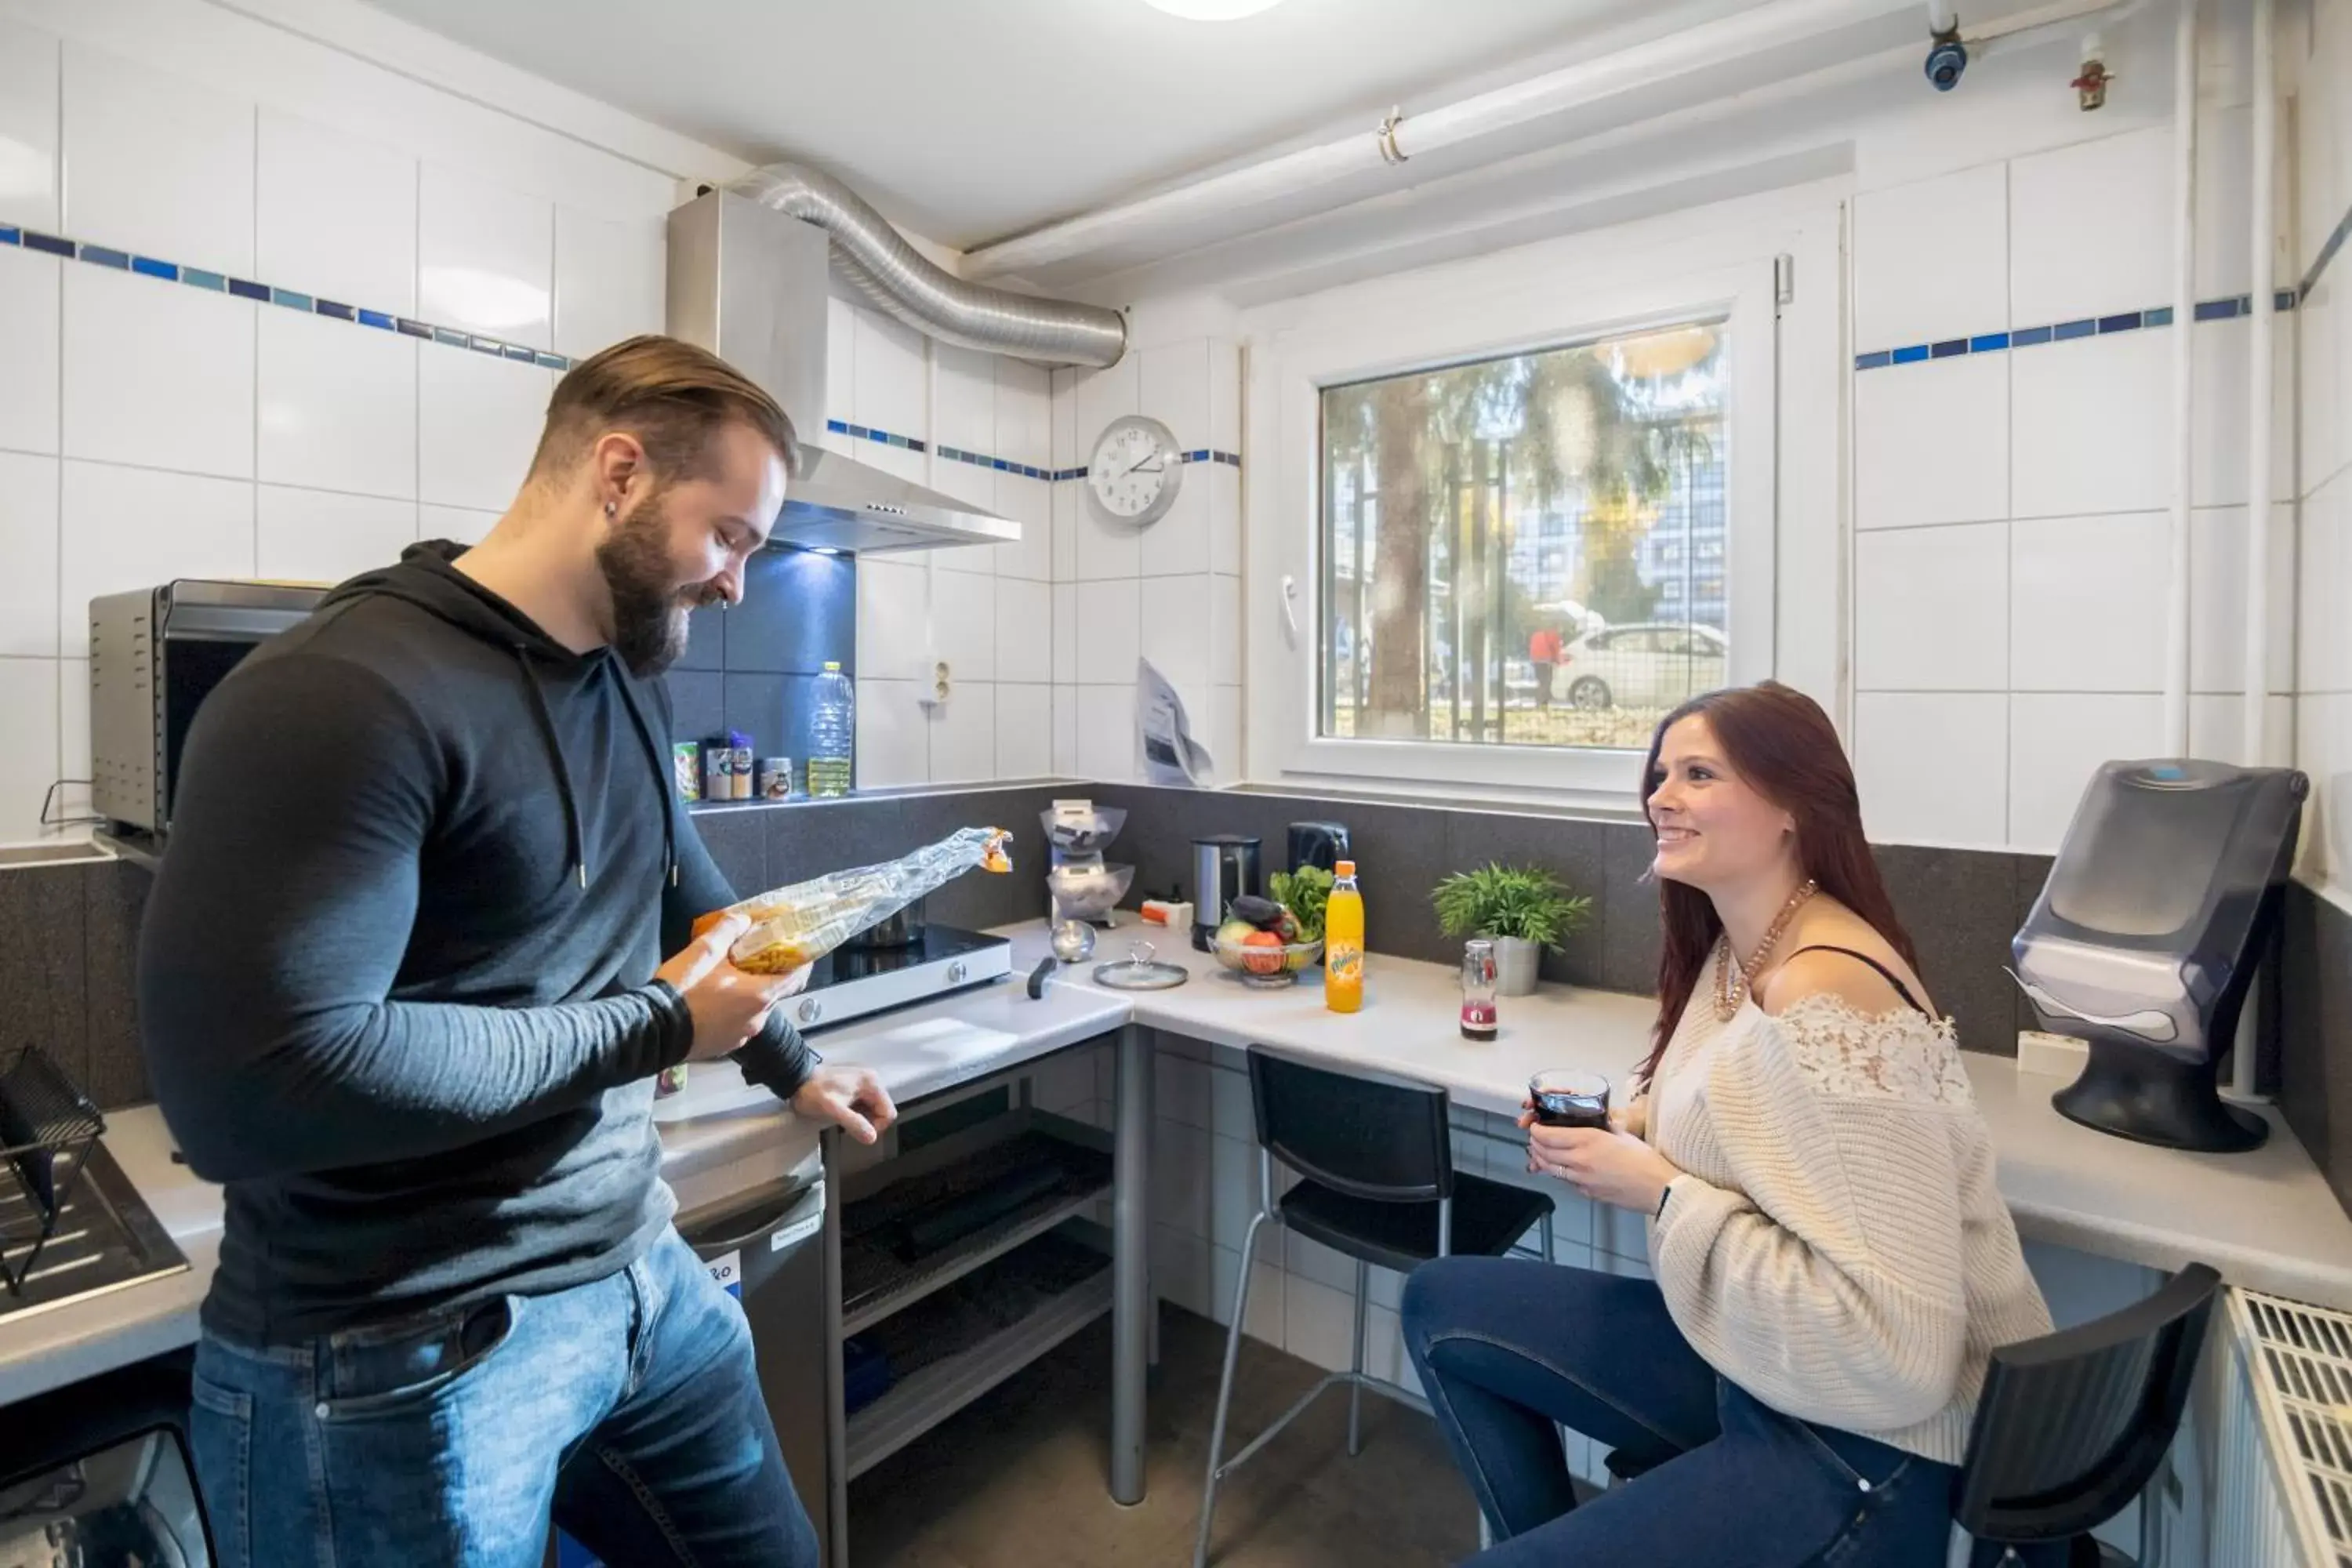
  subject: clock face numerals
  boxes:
[1089,417,1181,526]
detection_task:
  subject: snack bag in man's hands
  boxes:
[706,828,1013,975]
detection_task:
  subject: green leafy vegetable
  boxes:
[1269,865,1335,942]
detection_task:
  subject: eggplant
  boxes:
[1229,894,1286,929]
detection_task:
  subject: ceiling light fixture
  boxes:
[1142,0,1287,19]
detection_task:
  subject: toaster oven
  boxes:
[89,580,325,844]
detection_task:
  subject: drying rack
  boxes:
[0,1044,107,1297]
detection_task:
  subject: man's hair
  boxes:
[528,334,801,488]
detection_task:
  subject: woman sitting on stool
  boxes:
[1402,682,2055,1566]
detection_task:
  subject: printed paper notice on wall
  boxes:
[707,1250,743,1300]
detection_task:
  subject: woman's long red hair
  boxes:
[1636,681,1920,1086]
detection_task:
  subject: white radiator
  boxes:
[2214,1287,2352,1567]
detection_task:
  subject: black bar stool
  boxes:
[1957,1261,2222,1565]
[1596,1261,2221,1566]
[1191,1044,1555,1568]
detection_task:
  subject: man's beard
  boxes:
[594,493,714,676]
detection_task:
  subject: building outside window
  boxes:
[1320,318,1726,753]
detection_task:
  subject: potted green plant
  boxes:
[1432,863,1593,996]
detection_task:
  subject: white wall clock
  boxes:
[1087,415,1184,527]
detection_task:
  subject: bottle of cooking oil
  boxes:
[807,662,855,797]
[1323,860,1363,1014]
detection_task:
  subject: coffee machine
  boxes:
[2010,759,2307,1152]
[1191,834,1263,952]
[1286,821,1352,875]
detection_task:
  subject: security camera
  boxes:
[1926,30,1968,91]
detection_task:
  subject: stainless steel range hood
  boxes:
[666,189,1019,555]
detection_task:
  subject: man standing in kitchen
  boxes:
[138,335,890,1568]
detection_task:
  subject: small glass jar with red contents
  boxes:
[1461,938,1498,1041]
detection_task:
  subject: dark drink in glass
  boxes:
[1530,1069,1610,1130]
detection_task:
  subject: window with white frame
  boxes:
[1250,248,1784,801]
[1319,320,1728,753]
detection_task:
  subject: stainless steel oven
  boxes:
[89,581,325,850]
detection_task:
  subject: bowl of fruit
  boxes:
[1208,884,1329,989]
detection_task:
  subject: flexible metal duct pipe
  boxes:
[733,162,1127,368]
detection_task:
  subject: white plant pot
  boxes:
[1492,935,1541,996]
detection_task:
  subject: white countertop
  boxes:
[13,915,2351,1406]
[1014,919,2352,1312]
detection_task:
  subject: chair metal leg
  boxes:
[1193,1210,1268,1568]
[1348,1258,1369,1457]
[1541,1212,1555,1265]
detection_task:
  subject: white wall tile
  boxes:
[1853,354,2008,530]
[1854,691,2009,847]
[1051,368,1080,468]
[2305,272,2343,499]
[1207,463,1243,576]
[2304,475,2352,695]
[1051,583,1078,684]
[1053,684,1078,775]
[256,486,416,584]
[552,207,662,361]
[855,677,927,788]
[1071,355,1139,459]
[1211,574,1243,687]
[417,350,549,512]
[419,165,552,350]
[257,309,417,499]
[1207,340,1242,453]
[1152,1120,1212,1236]
[929,681,995,782]
[2009,694,2165,852]
[932,561,995,681]
[2188,694,2295,768]
[1140,339,1211,477]
[2299,693,2352,891]
[62,267,254,480]
[855,556,929,682]
[1853,162,2008,348]
[1210,1246,1286,1347]
[1076,577,1142,682]
[931,343,995,459]
[995,359,1051,469]
[1854,523,2007,691]
[995,683,1051,778]
[62,42,253,276]
[995,576,1051,684]
[60,462,253,658]
[2009,128,2169,327]
[1142,459,1210,577]
[825,296,855,429]
[2190,316,2295,510]
[58,656,87,811]
[1051,477,1080,581]
[1139,573,1211,699]
[1210,685,1242,784]
[2010,332,2168,518]
[418,503,498,546]
[1153,1222,1214,1322]
[0,247,60,455]
[1156,1053,1214,1133]
[256,109,416,316]
[0,453,59,658]
[2010,513,2168,693]
[1078,684,1137,781]
[0,658,60,846]
[0,20,60,232]
[995,472,1051,582]
[852,308,927,439]
[2187,503,2295,695]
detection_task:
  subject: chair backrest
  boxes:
[1246,1044,1454,1203]
[1955,1261,2222,1543]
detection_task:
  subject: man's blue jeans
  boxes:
[188,1228,819,1567]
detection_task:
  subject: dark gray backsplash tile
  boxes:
[725,550,855,677]
[1875,844,2020,1057]
[674,604,724,672]
[899,786,1058,931]
[2281,882,2352,1217]
[82,859,149,1110]
[665,671,724,747]
[1600,823,1665,995]
[721,673,823,762]
[1441,811,1612,987]
[0,863,89,1098]
[688,804,768,895]
[763,797,904,888]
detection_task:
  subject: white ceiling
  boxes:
[357,0,1716,250]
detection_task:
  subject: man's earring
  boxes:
[604,501,617,517]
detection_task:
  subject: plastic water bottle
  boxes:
[808,662,855,797]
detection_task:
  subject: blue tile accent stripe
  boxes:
[0,221,577,370]
[820,417,1238,482]
[1856,290,2303,370]
[2303,197,2351,298]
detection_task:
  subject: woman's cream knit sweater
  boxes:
[1644,977,2053,1466]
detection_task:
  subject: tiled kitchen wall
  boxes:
[0,10,673,847]
[1848,114,2291,854]
[666,547,858,767]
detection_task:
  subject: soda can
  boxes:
[673,742,701,803]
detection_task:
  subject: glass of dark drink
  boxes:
[1529,1069,1611,1130]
